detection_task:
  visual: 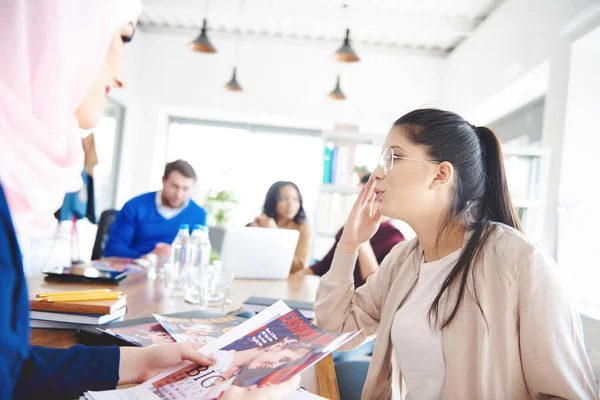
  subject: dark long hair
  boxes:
[393,109,522,329]
[262,181,307,224]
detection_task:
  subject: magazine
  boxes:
[90,259,144,273]
[84,301,358,400]
[153,314,243,345]
[83,387,325,400]
[98,322,175,347]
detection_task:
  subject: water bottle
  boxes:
[185,225,211,304]
[196,225,212,270]
[168,224,190,297]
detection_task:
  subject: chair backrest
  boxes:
[580,314,600,385]
[208,225,226,255]
[91,209,118,260]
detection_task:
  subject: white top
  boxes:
[390,249,462,400]
[155,190,188,219]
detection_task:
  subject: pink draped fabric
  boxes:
[0,0,141,235]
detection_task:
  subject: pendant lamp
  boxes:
[188,19,217,53]
[328,75,346,100]
[225,67,243,91]
[334,28,360,62]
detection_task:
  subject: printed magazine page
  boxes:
[85,301,294,399]
[98,323,175,347]
[153,314,243,345]
[85,387,326,400]
[106,309,358,400]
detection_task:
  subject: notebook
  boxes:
[30,295,127,315]
[30,316,125,330]
[244,296,315,319]
[30,307,127,325]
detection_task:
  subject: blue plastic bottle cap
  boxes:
[180,223,190,230]
[193,224,203,230]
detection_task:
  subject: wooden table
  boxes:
[27,272,339,400]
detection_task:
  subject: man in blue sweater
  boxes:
[104,159,207,259]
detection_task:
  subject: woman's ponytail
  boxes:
[475,126,522,232]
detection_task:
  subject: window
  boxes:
[93,99,125,218]
[167,119,322,228]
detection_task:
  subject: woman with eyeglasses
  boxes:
[250,181,312,274]
[314,109,598,399]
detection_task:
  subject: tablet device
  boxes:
[42,264,128,284]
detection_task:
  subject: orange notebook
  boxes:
[30,295,127,316]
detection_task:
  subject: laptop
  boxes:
[220,227,299,280]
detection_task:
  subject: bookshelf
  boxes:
[310,136,550,261]
[312,131,385,261]
[502,145,550,243]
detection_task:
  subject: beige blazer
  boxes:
[315,224,598,399]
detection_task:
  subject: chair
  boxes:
[91,209,118,260]
[581,314,600,386]
[335,360,370,400]
[208,225,226,255]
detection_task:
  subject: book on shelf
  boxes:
[322,145,333,184]
[322,144,357,186]
[83,301,359,400]
[330,146,338,184]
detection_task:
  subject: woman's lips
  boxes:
[105,85,111,95]
[374,188,384,201]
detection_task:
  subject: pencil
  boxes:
[37,293,124,303]
[36,289,112,298]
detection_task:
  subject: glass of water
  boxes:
[165,262,185,298]
[201,269,235,313]
[185,264,212,305]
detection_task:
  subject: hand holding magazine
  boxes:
[84,301,359,400]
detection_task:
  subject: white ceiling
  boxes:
[139,0,504,57]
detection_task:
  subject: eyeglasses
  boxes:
[378,147,440,176]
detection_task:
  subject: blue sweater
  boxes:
[0,184,120,399]
[103,192,207,259]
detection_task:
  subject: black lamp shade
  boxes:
[334,29,360,62]
[188,19,217,53]
[328,75,346,100]
[225,67,243,91]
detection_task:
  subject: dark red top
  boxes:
[309,220,405,288]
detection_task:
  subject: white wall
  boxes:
[443,0,600,120]
[440,0,600,318]
[111,30,444,206]
[555,26,600,319]
[442,0,600,258]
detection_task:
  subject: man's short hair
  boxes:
[163,159,197,180]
